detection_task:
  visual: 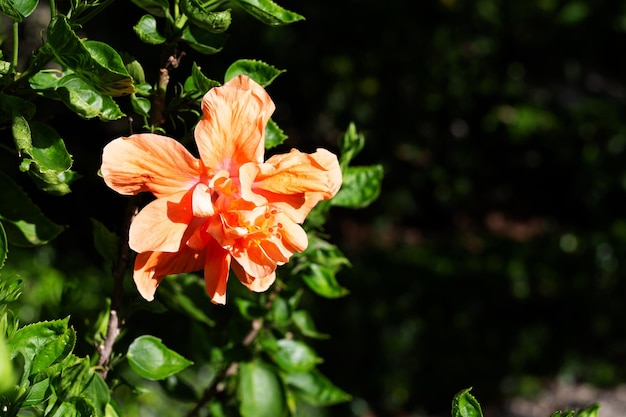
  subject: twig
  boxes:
[150,50,185,128]
[96,195,140,378]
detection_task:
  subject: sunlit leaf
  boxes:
[331,165,384,209]
[54,73,127,120]
[265,119,287,149]
[0,0,39,22]
[8,317,70,378]
[13,117,72,172]
[238,359,287,417]
[300,264,349,298]
[0,275,22,304]
[452,387,483,417]
[224,59,285,86]
[267,339,321,373]
[47,16,135,96]
[0,334,14,394]
[0,170,64,246]
[181,0,231,33]
[127,335,193,380]
[0,223,6,270]
[31,327,76,374]
[231,0,304,26]
[133,14,166,44]
[22,378,51,406]
[190,62,220,93]
[284,368,351,406]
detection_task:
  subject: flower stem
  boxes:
[12,22,18,71]
[96,195,140,379]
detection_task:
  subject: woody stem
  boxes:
[96,195,140,379]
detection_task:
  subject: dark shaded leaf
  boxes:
[0,170,64,246]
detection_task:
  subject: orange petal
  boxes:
[251,149,342,223]
[232,243,277,280]
[195,75,275,174]
[101,133,202,198]
[203,238,231,304]
[275,213,308,253]
[133,246,206,301]
[129,190,194,253]
[232,261,276,293]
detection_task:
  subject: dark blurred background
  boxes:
[9,0,626,416]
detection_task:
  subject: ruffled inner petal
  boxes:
[101,133,201,198]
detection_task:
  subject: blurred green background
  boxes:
[6,0,626,415]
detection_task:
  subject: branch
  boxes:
[96,195,140,379]
[150,50,185,128]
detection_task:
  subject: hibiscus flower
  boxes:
[100,75,342,304]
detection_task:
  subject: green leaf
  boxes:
[130,94,151,117]
[265,119,287,149]
[127,335,193,380]
[8,317,70,378]
[577,404,601,417]
[13,118,72,172]
[300,264,349,298]
[331,165,384,209]
[82,372,111,417]
[181,0,231,33]
[47,16,135,96]
[0,275,23,304]
[158,275,216,326]
[133,14,166,44]
[225,59,285,87]
[266,339,321,373]
[0,170,64,246]
[55,75,127,120]
[0,1,23,22]
[292,310,329,339]
[10,0,38,18]
[238,359,287,417]
[451,388,484,417]
[31,326,76,375]
[190,62,220,93]
[12,117,78,195]
[0,0,38,22]
[131,0,170,17]
[0,222,6,270]
[180,24,226,55]
[284,368,351,406]
[0,92,36,123]
[0,333,15,394]
[338,122,365,169]
[91,219,120,265]
[232,0,304,26]
[22,378,51,406]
